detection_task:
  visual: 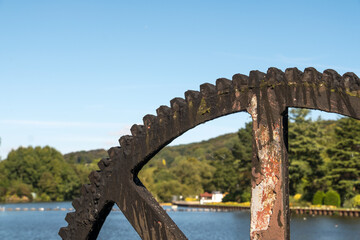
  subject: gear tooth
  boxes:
[184,90,200,102]
[65,212,76,224]
[285,67,302,84]
[304,67,319,72]
[232,73,249,89]
[107,146,121,159]
[266,67,285,84]
[80,184,93,195]
[118,135,133,157]
[119,135,133,147]
[97,159,105,170]
[88,171,101,181]
[156,105,173,117]
[323,69,342,87]
[72,198,81,211]
[343,72,360,91]
[97,157,111,170]
[343,72,360,81]
[103,158,111,166]
[249,70,266,87]
[200,83,216,96]
[130,124,145,137]
[81,184,92,195]
[303,67,322,83]
[59,227,70,239]
[88,171,101,187]
[215,78,232,92]
[143,114,157,130]
[170,97,186,111]
[324,68,340,76]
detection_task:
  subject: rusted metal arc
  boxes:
[59,67,360,240]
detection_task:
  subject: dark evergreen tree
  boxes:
[324,190,341,207]
[288,108,326,200]
[312,190,325,205]
[325,117,360,203]
[211,148,238,193]
[230,122,252,202]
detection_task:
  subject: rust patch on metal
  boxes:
[248,95,282,239]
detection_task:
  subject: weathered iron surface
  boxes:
[59,67,360,240]
[247,70,289,239]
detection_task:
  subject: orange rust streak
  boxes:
[251,122,282,236]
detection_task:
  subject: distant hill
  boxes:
[62,132,239,167]
[64,149,108,164]
[146,132,239,168]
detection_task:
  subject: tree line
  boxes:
[0,109,360,207]
[0,147,105,202]
[288,109,360,207]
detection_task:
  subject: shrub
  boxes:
[312,191,325,205]
[294,194,302,201]
[7,181,33,201]
[185,197,197,202]
[40,193,51,202]
[352,195,360,208]
[343,199,353,208]
[324,190,341,207]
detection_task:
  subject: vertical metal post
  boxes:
[248,94,289,240]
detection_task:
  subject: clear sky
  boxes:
[1,0,359,158]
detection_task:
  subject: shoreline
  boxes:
[172,201,360,217]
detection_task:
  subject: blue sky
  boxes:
[1,0,359,158]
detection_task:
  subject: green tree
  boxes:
[0,146,86,202]
[7,180,33,201]
[38,172,57,199]
[288,109,326,200]
[154,180,189,202]
[211,148,238,193]
[0,162,10,201]
[312,190,325,205]
[226,122,253,202]
[324,190,341,207]
[172,157,215,195]
[351,195,360,208]
[325,117,360,203]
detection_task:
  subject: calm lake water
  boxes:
[1,202,360,239]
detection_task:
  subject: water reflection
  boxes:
[1,202,360,240]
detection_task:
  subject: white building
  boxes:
[199,191,224,204]
[211,191,223,203]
